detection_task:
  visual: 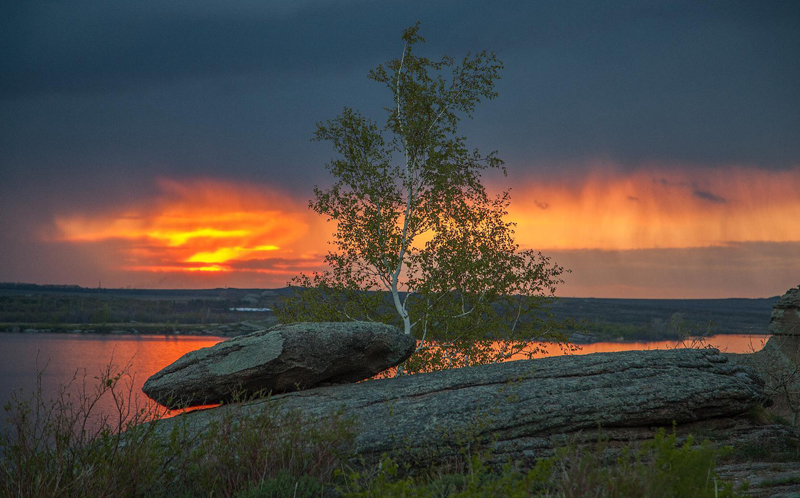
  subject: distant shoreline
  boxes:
[0,322,273,338]
[0,283,776,340]
[0,281,782,301]
[0,326,771,342]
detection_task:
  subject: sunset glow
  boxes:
[47,165,798,295]
[147,229,252,247]
[53,178,326,281]
[184,245,280,264]
[507,165,800,251]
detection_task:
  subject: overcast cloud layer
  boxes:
[1,0,798,296]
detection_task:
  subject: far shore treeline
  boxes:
[0,282,776,340]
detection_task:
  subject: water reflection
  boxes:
[0,333,769,431]
[519,333,768,359]
[0,333,225,431]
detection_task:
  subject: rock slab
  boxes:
[770,285,800,336]
[142,321,416,408]
[151,348,765,465]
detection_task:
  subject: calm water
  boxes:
[0,333,225,432]
[515,333,769,359]
[0,333,769,431]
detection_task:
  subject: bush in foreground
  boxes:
[339,429,737,498]
[0,363,355,498]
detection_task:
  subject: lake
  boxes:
[0,332,770,432]
[0,333,226,432]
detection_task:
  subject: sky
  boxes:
[1,0,798,298]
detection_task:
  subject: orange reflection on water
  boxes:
[518,333,769,359]
[136,335,227,419]
[0,333,227,426]
[6,332,769,433]
[381,334,769,376]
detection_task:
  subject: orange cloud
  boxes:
[54,178,326,279]
[48,166,798,296]
[506,165,800,251]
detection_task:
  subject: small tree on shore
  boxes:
[278,24,567,371]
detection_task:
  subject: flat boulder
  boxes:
[148,348,766,467]
[142,321,416,408]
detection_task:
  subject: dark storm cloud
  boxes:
[1,0,799,274]
[471,0,800,169]
[0,1,360,97]
[533,200,549,210]
[1,0,798,297]
[692,189,727,204]
[651,177,728,203]
[0,0,513,98]
[1,0,798,188]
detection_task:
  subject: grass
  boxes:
[339,429,739,497]
[0,363,355,497]
[756,474,800,488]
[0,362,171,496]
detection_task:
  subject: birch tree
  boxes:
[278,24,568,371]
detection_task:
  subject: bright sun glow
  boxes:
[54,178,327,277]
[147,228,252,247]
[184,245,280,264]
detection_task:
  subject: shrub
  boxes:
[171,399,356,497]
[0,361,172,497]
[549,429,736,498]
[234,471,328,498]
[337,429,739,498]
[0,363,357,498]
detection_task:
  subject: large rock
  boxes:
[149,348,765,466]
[770,285,800,336]
[730,286,800,425]
[142,321,416,408]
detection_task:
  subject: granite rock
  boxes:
[142,321,416,408]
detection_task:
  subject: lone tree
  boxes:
[279,24,568,371]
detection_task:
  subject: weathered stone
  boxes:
[723,286,800,426]
[770,286,800,336]
[730,333,800,426]
[142,321,416,408]
[752,334,800,368]
[718,460,800,498]
[149,348,765,466]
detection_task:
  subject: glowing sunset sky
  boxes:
[1,1,798,298]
